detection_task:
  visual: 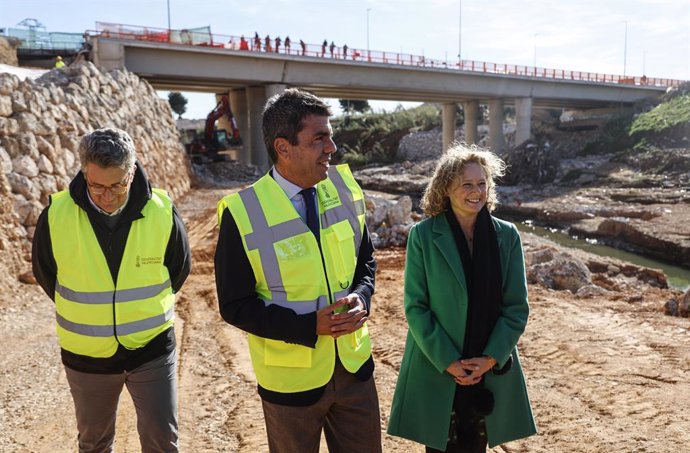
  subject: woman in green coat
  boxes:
[388,144,537,452]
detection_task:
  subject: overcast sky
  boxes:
[2,0,689,118]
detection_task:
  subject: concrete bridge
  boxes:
[91,32,675,169]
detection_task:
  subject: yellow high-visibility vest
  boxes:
[218,164,371,393]
[48,188,175,358]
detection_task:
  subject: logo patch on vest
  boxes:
[275,237,308,259]
[319,185,340,209]
[135,255,163,267]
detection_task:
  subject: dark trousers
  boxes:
[261,361,382,453]
[64,350,178,453]
[425,417,487,453]
[426,386,489,453]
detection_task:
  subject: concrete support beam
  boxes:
[442,103,456,153]
[515,97,533,146]
[463,100,479,145]
[488,99,505,154]
[92,38,125,70]
[247,86,269,171]
[229,88,249,164]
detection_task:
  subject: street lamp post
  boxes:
[533,33,538,69]
[167,0,171,30]
[458,0,462,63]
[623,20,628,76]
[366,8,371,58]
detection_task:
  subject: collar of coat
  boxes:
[430,211,507,291]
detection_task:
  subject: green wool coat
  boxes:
[387,213,537,450]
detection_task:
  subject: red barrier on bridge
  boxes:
[93,22,685,89]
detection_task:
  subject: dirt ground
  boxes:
[2,186,689,453]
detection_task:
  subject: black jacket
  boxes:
[31,162,191,374]
[215,193,376,406]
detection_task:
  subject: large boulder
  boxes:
[527,252,592,293]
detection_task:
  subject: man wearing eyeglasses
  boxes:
[31,127,191,453]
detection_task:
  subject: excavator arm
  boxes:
[204,95,241,146]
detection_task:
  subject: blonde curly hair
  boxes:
[420,142,506,217]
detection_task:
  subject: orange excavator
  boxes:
[185,95,242,164]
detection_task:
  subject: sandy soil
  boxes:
[2,187,689,453]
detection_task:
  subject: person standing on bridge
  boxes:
[215,88,382,453]
[387,144,536,452]
[32,127,191,453]
[284,35,291,54]
[300,39,307,55]
[275,36,281,53]
[239,35,249,51]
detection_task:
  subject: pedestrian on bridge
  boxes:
[215,88,382,453]
[239,35,249,51]
[253,32,261,51]
[300,39,306,56]
[329,41,335,58]
[284,35,291,54]
[321,39,327,57]
[264,35,273,52]
[32,127,191,453]
[275,36,281,53]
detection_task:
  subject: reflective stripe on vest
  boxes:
[320,167,366,253]
[49,188,174,358]
[218,164,371,392]
[239,178,359,312]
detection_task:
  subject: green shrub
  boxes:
[629,94,690,135]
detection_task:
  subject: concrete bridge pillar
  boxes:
[442,103,456,152]
[515,97,533,147]
[463,100,479,145]
[228,89,249,164]
[247,86,269,171]
[488,99,505,154]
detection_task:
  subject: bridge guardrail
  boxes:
[92,22,685,89]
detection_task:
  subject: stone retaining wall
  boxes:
[0,62,192,286]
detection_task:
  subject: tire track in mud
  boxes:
[174,188,268,452]
[511,288,690,452]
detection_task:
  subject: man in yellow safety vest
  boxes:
[32,127,191,453]
[215,88,382,452]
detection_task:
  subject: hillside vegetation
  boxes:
[583,83,690,156]
[332,104,440,166]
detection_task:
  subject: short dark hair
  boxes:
[78,127,136,173]
[262,88,331,164]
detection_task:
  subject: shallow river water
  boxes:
[517,221,690,292]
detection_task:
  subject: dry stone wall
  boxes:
[0,62,192,287]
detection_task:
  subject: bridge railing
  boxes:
[91,22,685,89]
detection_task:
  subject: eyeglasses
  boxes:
[85,172,133,196]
